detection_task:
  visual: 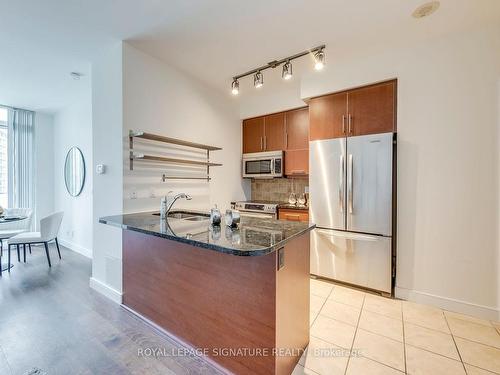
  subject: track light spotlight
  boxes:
[254,71,263,88]
[230,45,324,94]
[314,49,325,70]
[231,79,239,95]
[282,61,293,80]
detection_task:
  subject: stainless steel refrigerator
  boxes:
[309,133,395,294]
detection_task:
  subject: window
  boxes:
[0,108,8,207]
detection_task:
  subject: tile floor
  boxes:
[293,278,500,375]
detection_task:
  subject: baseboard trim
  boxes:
[59,239,92,259]
[395,286,500,321]
[89,277,123,304]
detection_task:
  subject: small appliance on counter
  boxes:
[210,205,222,225]
[224,209,241,228]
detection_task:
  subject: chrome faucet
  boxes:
[160,191,193,219]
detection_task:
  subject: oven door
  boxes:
[242,158,274,178]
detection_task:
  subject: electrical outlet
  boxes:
[304,186,309,193]
[130,191,137,199]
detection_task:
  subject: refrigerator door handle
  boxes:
[348,154,353,214]
[339,155,344,213]
[316,229,380,241]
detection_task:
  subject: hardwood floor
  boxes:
[0,245,223,375]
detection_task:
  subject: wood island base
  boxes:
[122,230,311,375]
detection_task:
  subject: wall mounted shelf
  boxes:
[129,130,222,182]
[129,131,222,151]
[130,153,222,167]
[161,175,211,182]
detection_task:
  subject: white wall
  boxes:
[90,42,123,302]
[53,81,93,258]
[34,112,55,227]
[239,25,500,319]
[123,43,248,214]
[88,42,248,302]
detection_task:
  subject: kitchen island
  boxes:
[100,210,314,375]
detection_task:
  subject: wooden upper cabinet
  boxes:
[242,117,264,153]
[285,149,308,176]
[309,92,347,141]
[264,112,285,151]
[285,108,309,150]
[347,80,396,136]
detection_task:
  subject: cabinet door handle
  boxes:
[342,115,346,134]
[291,170,306,175]
[260,137,263,150]
[285,214,301,221]
[348,114,353,134]
[264,136,267,150]
[285,132,288,148]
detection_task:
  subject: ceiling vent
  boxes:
[412,1,440,18]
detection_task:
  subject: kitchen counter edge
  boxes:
[99,215,315,257]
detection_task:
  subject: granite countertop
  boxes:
[99,210,315,257]
[278,203,309,211]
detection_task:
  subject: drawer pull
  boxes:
[285,214,301,221]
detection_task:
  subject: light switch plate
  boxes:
[96,164,105,174]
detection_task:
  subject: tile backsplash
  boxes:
[251,178,309,203]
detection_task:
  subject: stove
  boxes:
[231,200,279,219]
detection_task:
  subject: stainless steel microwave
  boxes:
[242,151,283,178]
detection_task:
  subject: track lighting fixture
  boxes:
[314,49,325,70]
[254,71,264,88]
[231,79,239,95]
[282,61,292,80]
[230,44,325,94]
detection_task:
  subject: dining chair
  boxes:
[7,212,64,270]
[0,208,33,256]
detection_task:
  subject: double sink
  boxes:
[153,210,210,222]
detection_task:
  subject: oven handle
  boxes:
[239,211,276,219]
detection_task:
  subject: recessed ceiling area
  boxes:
[0,0,498,112]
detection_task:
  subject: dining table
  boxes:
[0,215,28,272]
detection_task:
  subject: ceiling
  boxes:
[0,0,499,113]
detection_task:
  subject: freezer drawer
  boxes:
[311,229,392,293]
[310,139,346,230]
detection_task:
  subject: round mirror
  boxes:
[64,147,86,197]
